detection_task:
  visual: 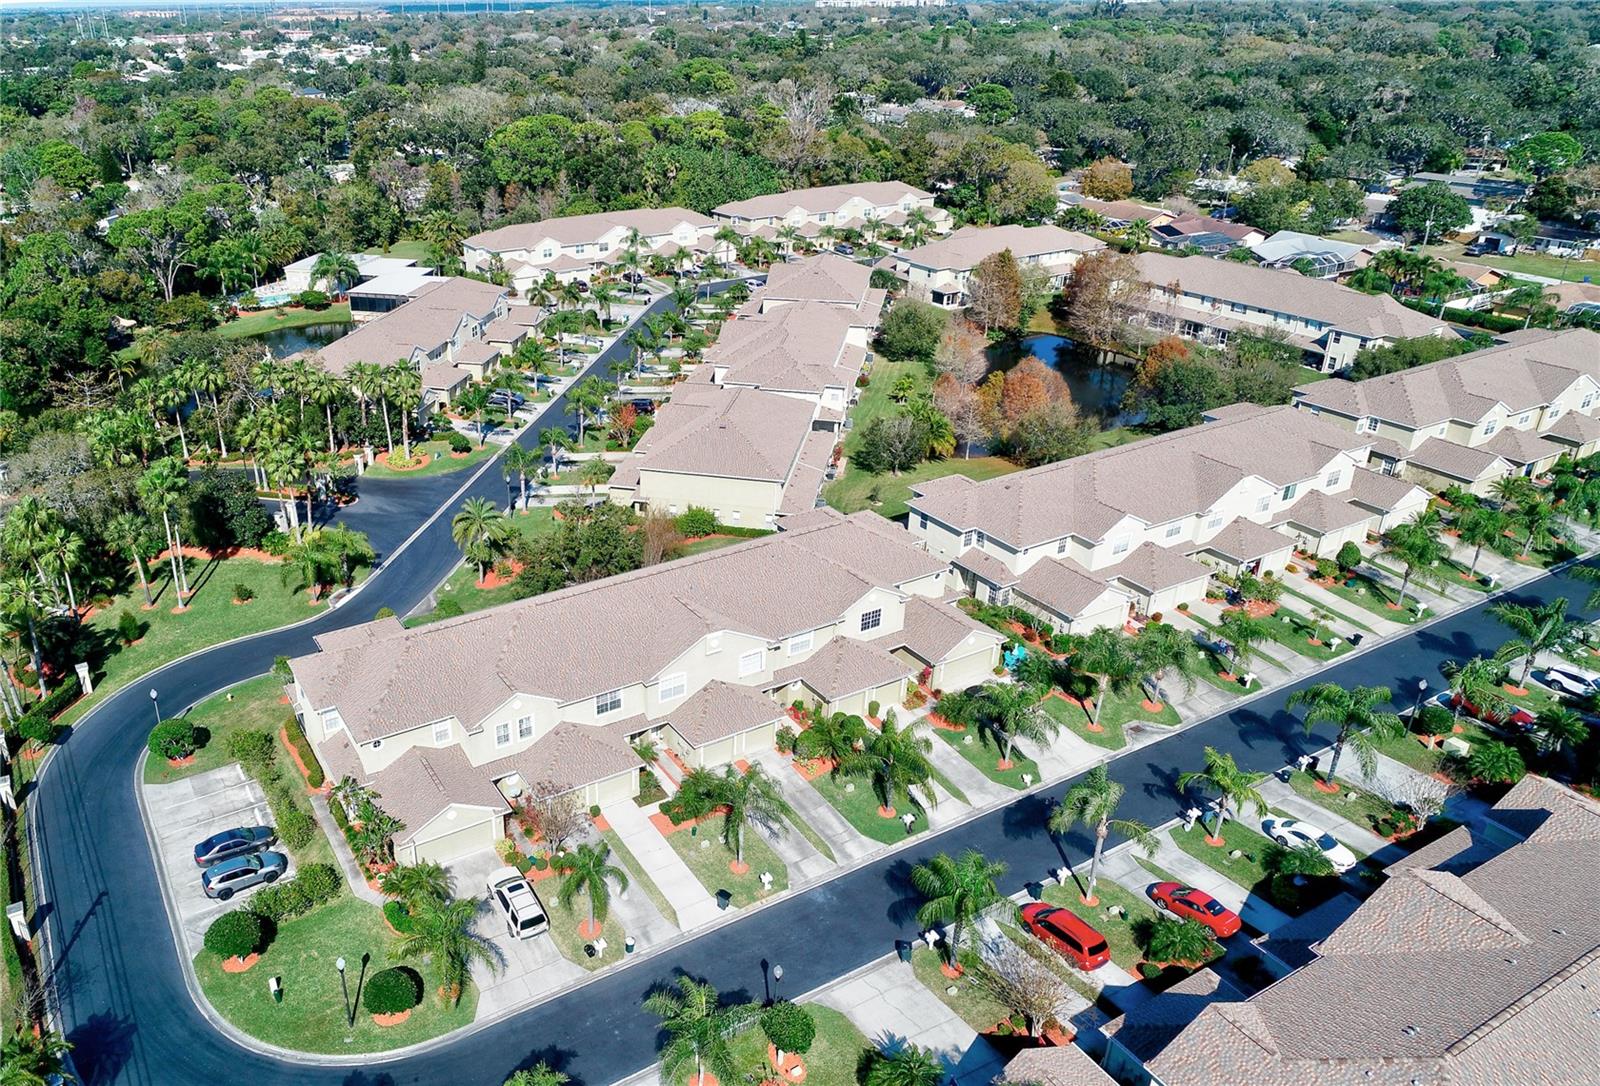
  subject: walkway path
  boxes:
[915,722,1015,817]
[751,750,878,864]
[599,799,723,931]
[1278,575,1411,637]
[1256,775,1391,857]
[307,791,384,906]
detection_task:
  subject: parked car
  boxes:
[487,866,548,939]
[1542,665,1600,698]
[747,275,767,288]
[193,826,276,867]
[832,243,855,256]
[1445,690,1536,732]
[1019,902,1111,970]
[629,397,656,415]
[621,271,646,285]
[201,852,287,900]
[572,280,590,293]
[488,390,526,411]
[1260,817,1357,873]
[1147,882,1241,937]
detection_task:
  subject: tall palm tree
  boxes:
[1132,622,1204,707]
[157,368,193,460]
[385,363,423,460]
[307,367,345,453]
[0,573,50,697]
[1215,610,1269,674]
[643,977,756,1086]
[502,444,538,512]
[1510,494,1558,558]
[1177,746,1267,840]
[1490,596,1576,688]
[1287,682,1405,784]
[1071,627,1139,726]
[910,849,1009,968]
[311,250,360,294]
[1050,766,1156,904]
[107,512,156,607]
[455,384,493,447]
[1381,520,1447,610]
[714,763,794,868]
[852,711,937,817]
[538,426,570,476]
[348,360,383,430]
[978,680,1060,767]
[39,527,84,620]
[1454,504,1513,577]
[1441,653,1515,727]
[2,496,58,596]
[556,842,628,936]
[192,358,231,457]
[796,710,868,773]
[394,895,497,1005]
[451,497,514,583]
[137,456,192,598]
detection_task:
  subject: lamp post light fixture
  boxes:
[336,955,354,1027]
[1411,679,1429,719]
[149,687,161,726]
[772,963,783,1002]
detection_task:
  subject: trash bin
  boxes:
[625,936,636,955]
[716,889,733,911]
[1025,881,1044,902]
[1347,633,1363,646]
[895,939,914,963]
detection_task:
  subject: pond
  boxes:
[253,321,353,359]
[987,333,1144,427]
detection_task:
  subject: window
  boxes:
[1164,523,1183,539]
[1518,413,1531,425]
[517,716,533,740]
[1582,394,1594,410]
[789,631,813,656]
[1281,483,1298,502]
[1207,514,1223,529]
[1483,419,1498,436]
[1056,539,1067,555]
[918,514,928,530]
[1549,408,1562,421]
[495,721,511,747]
[1111,537,1131,556]
[1256,495,1272,513]
[860,608,882,632]
[320,709,345,735]
[1325,470,1341,487]
[1361,417,1379,433]
[738,649,764,677]
[659,673,687,702]
[974,531,987,548]
[432,720,452,744]
[729,509,741,522]
[595,689,622,715]
[961,529,976,547]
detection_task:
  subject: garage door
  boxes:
[937,647,996,692]
[413,814,499,864]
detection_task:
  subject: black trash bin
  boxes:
[1025,881,1044,902]
[716,889,733,911]
[896,939,914,963]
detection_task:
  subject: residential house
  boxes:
[1291,327,1600,493]
[904,404,1428,633]
[1057,192,1177,228]
[281,252,429,304]
[1129,252,1450,372]
[704,303,869,421]
[885,224,1106,307]
[712,182,951,243]
[999,1044,1117,1086]
[1248,230,1370,278]
[1477,219,1600,259]
[287,510,1002,863]
[1151,215,1266,255]
[463,208,722,294]
[1104,775,1600,1086]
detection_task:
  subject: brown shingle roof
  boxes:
[759,253,873,306]
[999,1044,1116,1086]
[664,681,784,746]
[306,277,507,375]
[371,744,509,844]
[1272,490,1373,535]
[714,181,932,220]
[467,208,715,252]
[629,384,816,483]
[897,224,1104,271]
[1345,467,1427,514]
[893,596,1005,665]
[1194,517,1296,563]
[1482,425,1566,465]
[1017,558,1123,618]
[1106,542,1212,594]
[708,304,862,395]
[771,636,910,700]
[1406,436,1508,482]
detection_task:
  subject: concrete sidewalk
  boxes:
[917,726,1016,824]
[1281,575,1411,638]
[752,749,878,864]
[1257,775,1391,857]
[600,799,723,931]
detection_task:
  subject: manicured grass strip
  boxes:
[599,828,679,930]
[1253,607,1351,663]
[1314,571,1422,624]
[1369,718,1492,775]
[195,895,477,1054]
[407,509,557,625]
[143,674,285,785]
[1167,821,1270,899]
[928,762,971,806]
[1277,584,1377,634]
[934,728,1041,790]
[1040,694,1124,750]
[217,303,352,339]
[723,1006,870,1086]
[1366,560,1454,601]
[679,535,746,557]
[824,454,1022,521]
[1041,877,1159,971]
[364,439,496,480]
[1283,770,1399,832]
[1184,612,1290,671]
[910,946,1011,1032]
[545,898,626,971]
[662,815,789,908]
[809,772,921,844]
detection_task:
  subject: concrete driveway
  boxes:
[144,763,290,956]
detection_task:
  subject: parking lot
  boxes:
[145,762,290,956]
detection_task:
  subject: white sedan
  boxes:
[1261,817,1357,873]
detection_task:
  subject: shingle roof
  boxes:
[909,406,1373,549]
[1547,410,1600,445]
[485,718,642,795]
[1345,467,1427,514]
[759,253,873,306]
[466,208,715,252]
[1406,436,1508,483]
[628,384,816,483]
[664,681,784,746]
[1137,252,1448,341]
[897,224,1105,271]
[893,596,1004,665]
[999,1044,1116,1086]
[1272,489,1373,535]
[1017,558,1125,619]
[371,744,510,844]
[771,635,910,700]
[305,277,507,375]
[1195,517,1296,563]
[1106,542,1212,594]
[708,303,862,394]
[1481,425,1566,466]
[1294,328,1600,427]
[953,547,1020,588]
[714,181,932,220]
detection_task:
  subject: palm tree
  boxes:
[385,363,423,460]
[978,681,1059,768]
[1050,766,1156,904]
[419,212,466,273]
[380,861,452,914]
[456,384,493,446]
[643,976,756,1086]
[312,251,360,295]
[1132,622,1204,707]
[1263,842,1336,908]
[589,281,617,327]
[39,526,85,620]
[1287,682,1405,784]
[717,763,794,868]
[795,710,867,773]
[307,368,345,453]
[556,842,628,936]
[1122,217,1153,249]
[137,456,192,599]
[864,1046,944,1086]
[1215,610,1269,675]
[1177,746,1267,841]
[192,358,231,457]
[1071,627,1139,726]
[1490,596,1576,689]
[853,711,937,817]
[504,1064,569,1086]
[538,426,570,476]
[1454,504,1513,577]
[156,368,192,460]
[0,573,50,697]
[910,849,1009,969]
[1441,654,1514,728]
[348,361,388,447]
[1380,520,1447,610]
[394,895,498,1005]
[2,496,57,597]
[502,444,538,512]
[1533,706,1587,757]
[452,497,514,582]
[279,526,334,600]
[1,1024,74,1086]
[1467,739,1526,783]
[320,524,375,588]
[107,512,156,606]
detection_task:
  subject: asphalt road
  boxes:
[28,284,1594,1083]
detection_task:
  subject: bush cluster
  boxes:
[446,430,473,453]
[232,582,255,602]
[248,862,342,922]
[282,718,325,788]
[8,674,82,747]
[676,506,718,537]
[226,727,318,850]
[203,910,264,960]
[382,899,415,933]
[147,719,199,761]
[363,966,423,1015]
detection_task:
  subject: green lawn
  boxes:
[1255,606,1351,663]
[809,771,923,844]
[598,827,680,930]
[935,728,1040,790]
[63,556,346,728]
[406,509,556,624]
[196,894,477,1054]
[143,674,287,785]
[824,455,1023,520]
[662,815,789,908]
[1308,570,1422,624]
[1169,820,1338,916]
[1419,240,1600,283]
[545,897,626,971]
[724,1005,869,1086]
[1283,770,1402,835]
[1041,877,1160,971]
[1277,583,1377,634]
[1040,694,1124,750]
[217,303,352,340]
[910,946,1011,1032]
[364,438,497,480]
[1371,717,1493,775]
[1185,611,1291,671]
[1038,684,1182,751]
[363,239,433,262]
[680,535,747,557]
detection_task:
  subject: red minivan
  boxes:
[1020,902,1111,970]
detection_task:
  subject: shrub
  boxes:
[383,899,415,933]
[1315,558,1338,581]
[446,430,473,453]
[375,606,396,619]
[588,804,601,817]
[676,506,718,537]
[294,288,331,310]
[18,713,58,746]
[227,729,277,778]
[775,725,798,753]
[117,611,143,644]
[867,700,881,719]
[363,967,423,1015]
[1417,705,1454,735]
[249,863,341,922]
[233,583,255,602]
[148,719,199,761]
[435,599,464,619]
[273,796,317,851]
[30,674,82,720]
[1142,916,1216,966]
[283,719,325,788]
[203,910,263,961]
[1335,541,1362,572]
[761,1000,816,1056]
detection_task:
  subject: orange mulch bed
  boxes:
[649,803,732,836]
[1223,600,1278,618]
[790,756,836,782]
[476,560,525,590]
[926,713,967,733]
[374,450,432,471]
[156,545,282,564]
[278,725,330,794]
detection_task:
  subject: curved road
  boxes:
[29,296,1597,1082]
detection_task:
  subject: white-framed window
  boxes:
[1483,420,1497,436]
[860,608,882,632]
[961,529,977,547]
[1582,394,1594,410]
[729,509,741,522]
[1164,523,1183,539]
[1207,514,1223,529]
[320,709,345,735]
[1056,539,1067,555]
[495,721,511,747]
[974,531,987,548]
[658,673,687,702]
[789,631,813,656]
[1111,537,1131,556]
[595,689,622,715]
[918,513,928,530]
[517,715,533,740]
[1325,470,1341,487]
[1518,413,1531,425]
[1361,416,1379,433]
[738,649,764,677]
[1281,483,1298,502]
[1256,495,1272,513]
[432,720,452,745]
[1549,408,1562,421]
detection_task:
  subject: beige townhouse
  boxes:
[885,224,1106,308]
[1292,327,1600,494]
[904,404,1428,633]
[287,510,1002,864]
[463,208,724,294]
[1131,252,1449,373]
[745,251,887,338]
[713,181,951,243]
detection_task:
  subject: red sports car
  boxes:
[1020,902,1111,970]
[1147,882,1242,937]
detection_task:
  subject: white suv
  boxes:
[486,866,548,939]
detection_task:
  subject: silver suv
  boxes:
[486,866,548,939]
[201,851,288,900]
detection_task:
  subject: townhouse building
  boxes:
[287,510,1003,864]
[886,224,1106,307]
[1130,252,1449,372]
[712,181,951,241]
[462,208,723,295]
[1292,327,1600,494]
[905,404,1428,633]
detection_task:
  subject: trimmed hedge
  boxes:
[269,784,317,851]
[283,718,325,788]
[203,910,263,960]
[247,862,342,922]
[148,719,199,761]
[363,966,422,1015]
[10,674,83,748]
[226,729,277,778]
[762,1000,816,1055]
[445,430,473,453]
[382,899,414,933]
[676,506,718,537]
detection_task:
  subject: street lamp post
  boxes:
[771,963,783,1003]
[149,688,161,726]
[1411,679,1429,719]
[336,956,353,1028]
